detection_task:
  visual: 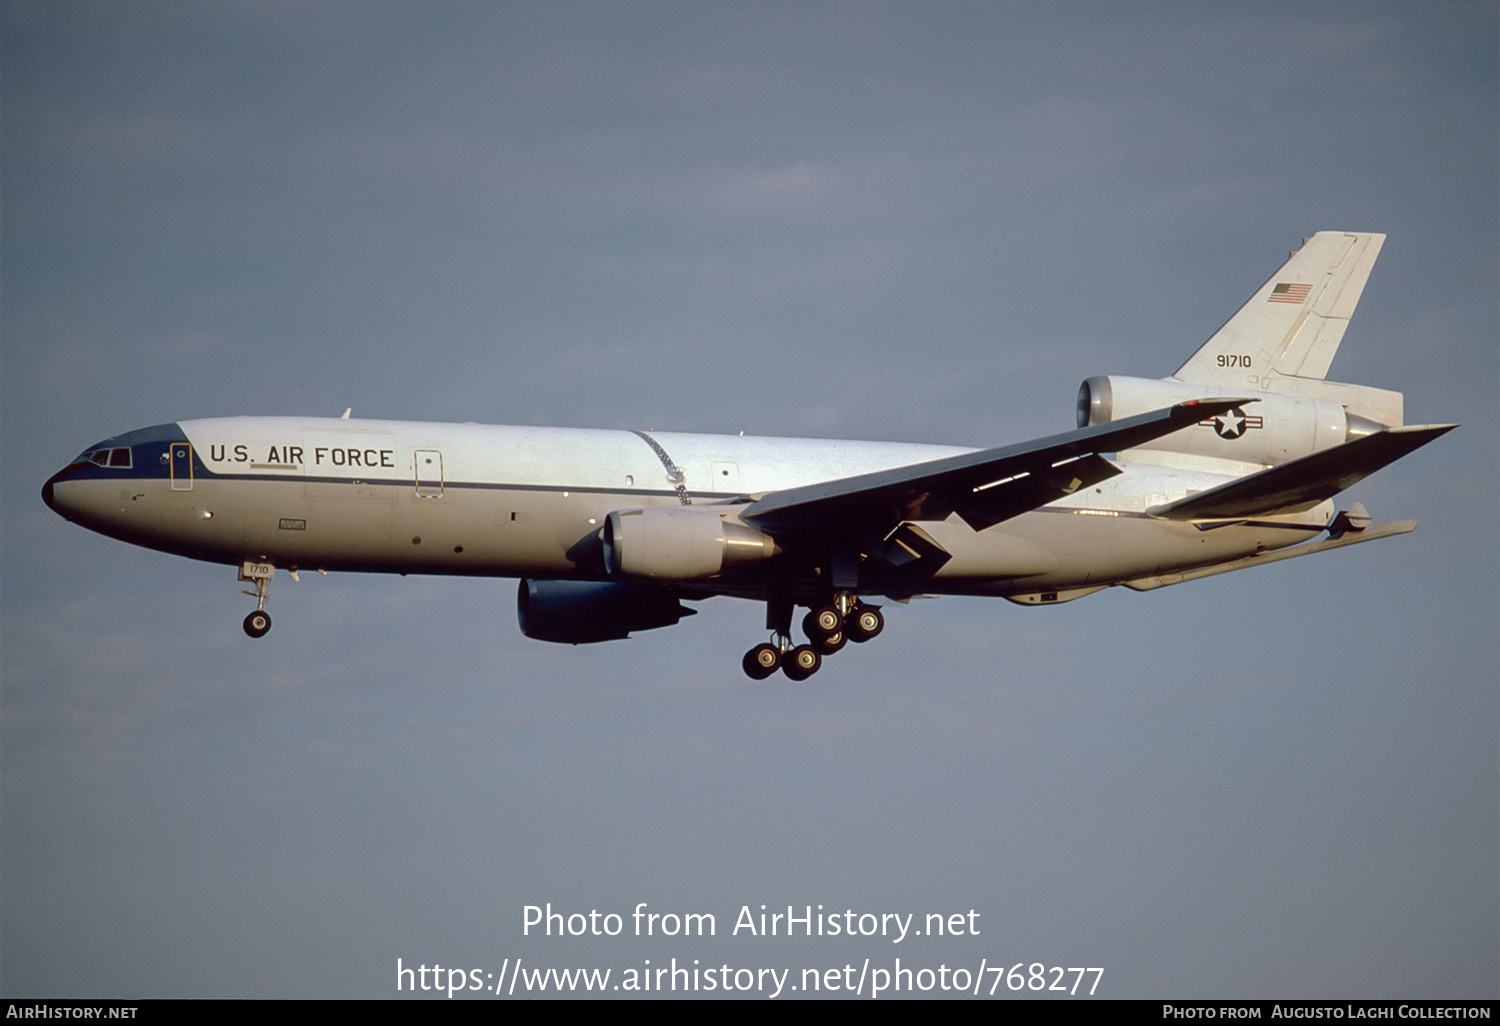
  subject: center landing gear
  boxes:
[239,561,275,638]
[805,599,882,646]
[802,607,847,654]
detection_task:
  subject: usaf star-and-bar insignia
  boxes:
[1199,407,1263,439]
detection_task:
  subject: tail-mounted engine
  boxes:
[603,507,780,580]
[1077,375,1387,467]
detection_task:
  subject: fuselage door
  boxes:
[415,450,444,498]
[169,442,193,490]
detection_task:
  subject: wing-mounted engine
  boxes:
[1077,375,1388,469]
[517,579,696,644]
[603,507,780,580]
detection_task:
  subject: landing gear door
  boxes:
[414,450,444,498]
[170,442,193,490]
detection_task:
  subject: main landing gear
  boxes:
[742,639,825,682]
[742,595,884,681]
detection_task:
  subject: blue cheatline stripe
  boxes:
[61,461,745,503]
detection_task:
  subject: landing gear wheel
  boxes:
[848,605,884,642]
[243,609,272,638]
[803,606,843,640]
[782,645,822,681]
[811,630,847,656]
[743,643,781,680]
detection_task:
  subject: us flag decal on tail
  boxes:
[1267,282,1313,304]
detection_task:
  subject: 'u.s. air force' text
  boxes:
[208,444,395,467]
[523,903,979,943]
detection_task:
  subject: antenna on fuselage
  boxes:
[340,408,352,419]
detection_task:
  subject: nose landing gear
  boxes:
[239,561,276,638]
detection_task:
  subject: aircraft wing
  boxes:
[1146,423,1457,521]
[741,399,1251,534]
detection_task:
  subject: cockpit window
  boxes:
[74,447,133,468]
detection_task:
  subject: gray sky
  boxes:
[2,0,1495,999]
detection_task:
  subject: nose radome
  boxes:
[42,468,80,520]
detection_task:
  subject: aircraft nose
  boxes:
[42,467,77,519]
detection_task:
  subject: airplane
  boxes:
[42,231,1454,681]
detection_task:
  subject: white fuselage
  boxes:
[46,416,1331,600]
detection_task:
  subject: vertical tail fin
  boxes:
[1175,231,1385,382]
[1172,231,1401,426]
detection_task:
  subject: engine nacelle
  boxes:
[1077,375,1382,467]
[517,579,694,644]
[602,507,779,580]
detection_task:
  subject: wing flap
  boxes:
[1147,424,1456,521]
[743,398,1251,532]
[860,522,954,600]
[954,452,1120,531]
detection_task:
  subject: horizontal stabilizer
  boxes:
[1148,424,1456,521]
[1122,518,1417,591]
